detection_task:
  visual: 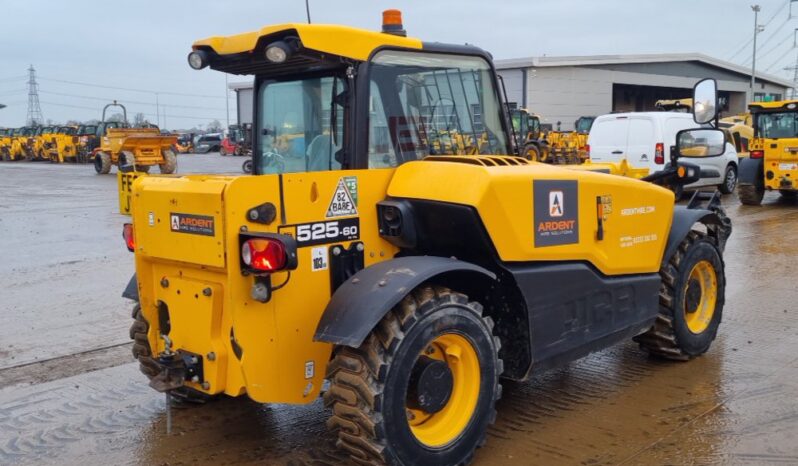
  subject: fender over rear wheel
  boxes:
[325,286,503,466]
[634,231,725,360]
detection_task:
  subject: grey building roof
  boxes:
[495,53,794,88]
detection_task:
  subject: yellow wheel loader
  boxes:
[510,108,550,162]
[121,12,731,465]
[76,124,99,163]
[44,126,79,163]
[738,100,798,205]
[9,126,35,161]
[92,101,178,175]
[33,126,57,161]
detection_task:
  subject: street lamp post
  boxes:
[751,5,762,102]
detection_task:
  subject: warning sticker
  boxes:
[534,180,579,247]
[326,177,358,218]
[169,212,215,236]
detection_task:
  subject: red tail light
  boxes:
[585,144,590,157]
[123,223,135,252]
[242,238,287,272]
[655,143,664,164]
[751,150,764,159]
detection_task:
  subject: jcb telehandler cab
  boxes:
[737,100,798,205]
[123,12,731,465]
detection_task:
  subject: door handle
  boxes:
[611,150,623,154]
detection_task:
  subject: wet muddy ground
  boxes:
[1,156,797,465]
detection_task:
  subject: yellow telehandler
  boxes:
[121,11,731,465]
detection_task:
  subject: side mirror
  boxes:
[693,78,717,124]
[675,128,726,158]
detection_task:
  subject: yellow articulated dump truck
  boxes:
[93,102,177,174]
[120,11,731,465]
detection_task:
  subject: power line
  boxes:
[39,101,226,121]
[727,0,789,61]
[0,75,26,83]
[0,89,27,96]
[38,76,231,100]
[39,90,227,111]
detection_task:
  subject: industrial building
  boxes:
[496,53,793,131]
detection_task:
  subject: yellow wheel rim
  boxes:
[407,333,481,448]
[525,147,539,162]
[683,260,717,334]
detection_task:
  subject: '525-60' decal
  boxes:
[293,218,360,246]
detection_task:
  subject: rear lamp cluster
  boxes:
[123,223,135,252]
[240,234,298,274]
[242,238,286,272]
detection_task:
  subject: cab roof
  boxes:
[192,23,423,75]
[749,100,798,112]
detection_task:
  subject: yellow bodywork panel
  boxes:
[387,160,674,275]
[751,137,798,190]
[132,175,231,269]
[193,23,422,61]
[130,160,673,404]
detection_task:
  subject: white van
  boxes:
[587,112,738,194]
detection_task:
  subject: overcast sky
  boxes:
[0,0,795,129]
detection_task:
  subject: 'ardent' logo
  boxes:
[549,190,564,217]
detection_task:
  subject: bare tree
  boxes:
[206,119,223,133]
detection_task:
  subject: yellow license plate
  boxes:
[117,171,143,215]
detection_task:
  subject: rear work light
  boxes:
[655,143,665,164]
[751,150,764,159]
[123,223,135,252]
[240,234,298,274]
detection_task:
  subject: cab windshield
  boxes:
[255,75,344,175]
[367,50,509,167]
[756,111,798,139]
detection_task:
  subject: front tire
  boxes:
[159,149,177,174]
[94,152,111,174]
[325,286,503,466]
[634,232,724,360]
[719,165,737,194]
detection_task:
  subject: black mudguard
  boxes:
[738,157,764,186]
[663,206,726,264]
[314,256,495,348]
[122,273,139,301]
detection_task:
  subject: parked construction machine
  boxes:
[220,124,253,156]
[0,128,11,160]
[122,12,731,465]
[738,100,798,204]
[92,102,177,174]
[510,108,549,161]
[9,126,35,160]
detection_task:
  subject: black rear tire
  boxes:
[738,183,764,205]
[634,232,724,360]
[130,304,217,404]
[94,152,111,174]
[325,286,502,466]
